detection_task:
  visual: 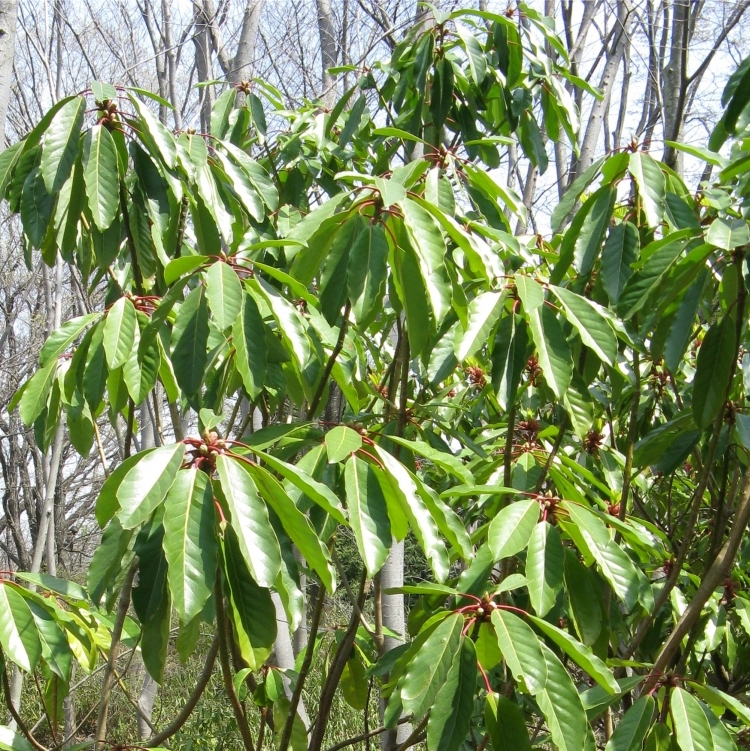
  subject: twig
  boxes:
[324,716,413,751]
[1,657,49,751]
[95,561,137,749]
[309,301,352,416]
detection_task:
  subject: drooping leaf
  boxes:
[162,468,218,623]
[601,222,638,305]
[0,584,41,672]
[670,688,715,751]
[485,692,532,751]
[347,222,389,327]
[491,608,547,695]
[455,290,505,361]
[103,297,138,370]
[426,636,477,751]
[82,124,119,231]
[205,260,242,331]
[629,152,665,228]
[527,304,573,398]
[232,293,267,399]
[525,521,564,617]
[171,285,210,396]
[692,316,736,429]
[399,613,463,718]
[116,444,185,529]
[215,455,281,588]
[41,96,85,193]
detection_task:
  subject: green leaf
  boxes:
[222,527,277,670]
[399,613,463,717]
[27,598,72,680]
[551,286,617,365]
[220,141,278,212]
[601,222,638,304]
[0,725,34,751]
[82,124,119,231]
[171,285,210,396]
[244,464,335,591]
[210,88,236,138]
[212,148,265,222]
[215,455,281,588]
[385,436,473,485]
[670,688,715,751]
[430,57,454,133]
[536,642,588,751]
[563,550,602,646]
[88,518,133,605]
[164,255,209,285]
[116,444,185,529]
[233,294,267,399]
[0,583,41,672]
[455,22,487,84]
[550,157,606,232]
[347,222,389,327]
[162,468,217,623]
[374,176,407,208]
[491,609,547,695]
[255,450,347,524]
[617,233,690,319]
[486,693,532,751]
[527,303,573,399]
[706,217,750,250]
[426,636,477,751]
[573,186,616,278]
[629,152,665,228]
[205,260,242,330]
[325,426,362,463]
[345,455,392,577]
[455,290,505,361]
[692,316,736,429]
[528,615,618,693]
[41,96,84,193]
[103,297,138,369]
[400,198,451,321]
[374,446,450,582]
[19,359,57,426]
[525,521,563,617]
[128,95,177,168]
[488,499,539,561]
[605,695,655,751]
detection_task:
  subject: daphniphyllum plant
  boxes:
[3,5,750,751]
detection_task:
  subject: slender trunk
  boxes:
[230,0,265,85]
[271,592,310,728]
[193,0,214,133]
[137,403,159,741]
[316,0,337,107]
[0,0,18,145]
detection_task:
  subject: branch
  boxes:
[145,635,220,747]
[325,717,414,751]
[2,656,49,751]
[309,301,352,416]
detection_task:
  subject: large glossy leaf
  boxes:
[692,316,736,429]
[400,197,451,321]
[527,303,573,398]
[220,141,278,212]
[605,695,654,751]
[601,222,638,304]
[325,426,362,463]
[536,643,588,751]
[399,613,463,718]
[222,528,277,669]
[128,95,177,168]
[563,550,603,646]
[374,446,450,581]
[488,499,539,562]
[162,468,217,623]
[0,583,41,672]
[232,294,266,399]
[255,449,346,524]
[491,609,547,695]
[551,286,617,365]
[525,521,564,617]
[670,688,715,751]
[572,186,616,277]
[528,615,618,693]
[18,359,58,426]
[212,148,265,222]
[88,517,133,605]
[486,693,532,751]
[386,435,473,485]
[205,260,242,331]
[215,455,281,588]
[455,290,505,361]
[345,456,392,577]
[244,464,335,591]
[41,96,84,193]
[116,444,185,529]
[82,124,119,231]
[426,637,477,751]
[171,285,210,396]
[103,297,138,369]
[347,221,389,326]
[628,152,665,228]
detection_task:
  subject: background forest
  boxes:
[3,2,750,751]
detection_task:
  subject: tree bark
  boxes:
[316,0,337,107]
[0,0,18,145]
